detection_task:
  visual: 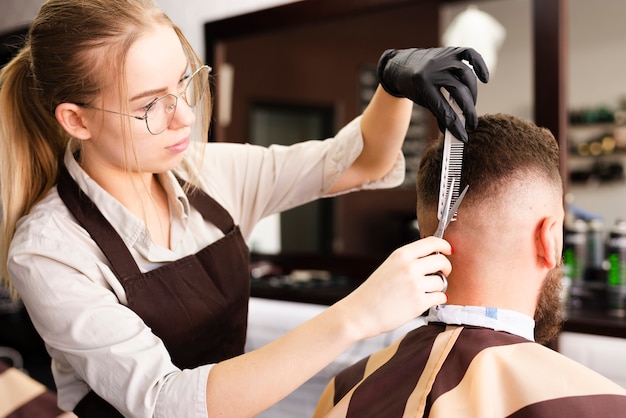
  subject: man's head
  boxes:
[416,113,564,343]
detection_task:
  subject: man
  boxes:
[314,114,626,417]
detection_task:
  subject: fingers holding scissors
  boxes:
[394,236,451,295]
[436,273,448,293]
[405,237,451,296]
[340,236,451,337]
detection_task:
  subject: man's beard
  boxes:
[534,261,565,345]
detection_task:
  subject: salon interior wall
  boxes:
[0,0,302,58]
[3,0,626,228]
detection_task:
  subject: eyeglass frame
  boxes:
[77,64,211,135]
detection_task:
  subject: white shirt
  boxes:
[8,116,405,418]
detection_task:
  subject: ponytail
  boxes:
[0,0,212,299]
[0,45,69,298]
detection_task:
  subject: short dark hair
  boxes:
[416,113,561,212]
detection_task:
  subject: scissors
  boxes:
[432,178,469,292]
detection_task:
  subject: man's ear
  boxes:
[536,216,559,269]
[54,103,92,140]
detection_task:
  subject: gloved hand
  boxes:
[377,47,489,142]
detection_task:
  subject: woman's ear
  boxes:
[54,103,92,140]
[536,216,559,269]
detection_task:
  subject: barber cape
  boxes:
[313,323,626,417]
[0,360,75,417]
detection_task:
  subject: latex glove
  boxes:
[377,47,490,142]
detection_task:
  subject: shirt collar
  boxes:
[425,304,535,341]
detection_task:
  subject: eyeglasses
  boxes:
[79,65,211,135]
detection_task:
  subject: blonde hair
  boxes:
[0,0,211,297]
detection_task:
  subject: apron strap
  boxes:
[176,177,235,234]
[73,390,124,418]
[57,164,141,280]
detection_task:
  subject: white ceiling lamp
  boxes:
[442,4,506,76]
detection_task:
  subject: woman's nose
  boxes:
[170,99,196,130]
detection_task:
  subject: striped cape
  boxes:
[0,360,75,418]
[314,324,626,417]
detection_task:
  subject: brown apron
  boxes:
[56,165,251,417]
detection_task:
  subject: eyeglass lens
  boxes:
[146,66,210,134]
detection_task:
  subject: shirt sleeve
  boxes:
[185,116,405,239]
[8,200,212,418]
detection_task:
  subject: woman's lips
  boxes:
[167,137,190,153]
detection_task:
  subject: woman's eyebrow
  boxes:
[130,87,168,102]
[129,65,189,102]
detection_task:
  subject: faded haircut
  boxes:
[416,113,562,213]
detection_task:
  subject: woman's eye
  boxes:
[179,74,191,87]
[144,98,160,111]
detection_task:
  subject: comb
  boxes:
[437,98,465,221]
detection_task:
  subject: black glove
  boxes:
[377,47,489,142]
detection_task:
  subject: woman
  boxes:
[0,0,488,416]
